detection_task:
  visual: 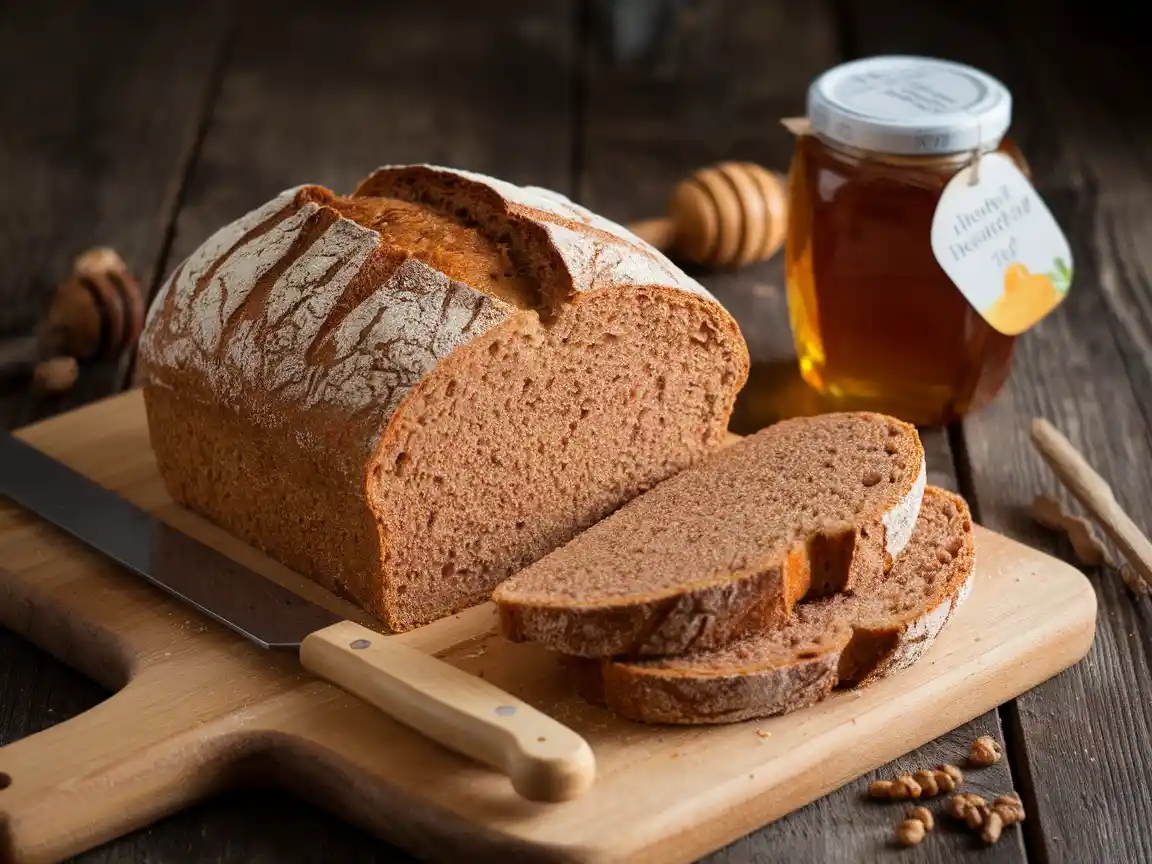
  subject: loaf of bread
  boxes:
[584,486,974,724]
[138,165,749,631]
[494,413,926,657]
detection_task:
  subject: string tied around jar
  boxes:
[966,117,986,186]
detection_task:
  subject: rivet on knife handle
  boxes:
[300,620,596,802]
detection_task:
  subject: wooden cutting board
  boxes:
[0,391,1096,864]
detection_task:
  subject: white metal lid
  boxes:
[807,56,1012,156]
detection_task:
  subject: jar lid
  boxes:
[807,56,1012,156]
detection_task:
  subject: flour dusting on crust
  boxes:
[304,258,509,416]
[141,166,732,454]
[262,218,379,391]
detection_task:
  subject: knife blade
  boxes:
[0,433,594,802]
[0,434,339,648]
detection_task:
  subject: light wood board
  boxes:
[0,391,1097,864]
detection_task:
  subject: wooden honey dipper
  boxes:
[628,162,789,268]
[0,248,144,392]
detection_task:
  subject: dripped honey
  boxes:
[785,134,1027,426]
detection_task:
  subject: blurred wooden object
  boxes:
[0,248,143,392]
[1031,418,1152,591]
[628,162,788,268]
[31,356,80,396]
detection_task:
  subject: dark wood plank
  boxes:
[63,791,413,864]
[714,715,1022,863]
[0,629,109,747]
[0,0,232,429]
[1005,1,1152,443]
[580,2,1022,861]
[836,1,1152,862]
[983,8,1152,860]
[0,2,238,859]
[167,0,574,270]
[961,189,1152,864]
[56,1,576,861]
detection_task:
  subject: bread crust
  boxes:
[590,488,974,724]
[495,418,927,657]
[139,166,748,630]
[599,648,841,724]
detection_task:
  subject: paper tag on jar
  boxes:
[931,152,1072,335]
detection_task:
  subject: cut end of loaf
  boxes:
[592,486,974,724]
[366,284,747,631]
[493,412,925,656]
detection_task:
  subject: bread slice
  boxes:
[586,486,974,724]
[139,165,748,632]
[493,413,926,657]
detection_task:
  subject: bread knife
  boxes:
[0,433,595,802]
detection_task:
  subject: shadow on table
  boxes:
[730,358,883,436]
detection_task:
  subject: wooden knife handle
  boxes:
[628,217,677,251]
[299,620,596,802]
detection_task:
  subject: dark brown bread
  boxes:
[139,165,748,632]
[589,487,974,724]
[494,413,926,657]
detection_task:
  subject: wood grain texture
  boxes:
[61,0,576,859]
[62,791,413,864]
[960,189,1152,864]
[580,3,1024,860]
[165,0,574,276]
[713,714,1023,863]
[0,2,244,858]
[0,629,108,748]
[835,1,1152,862]
[299,621,597,803]
[1030,418,1152,590]
[0,392,1093,864]
[0,0,231,428]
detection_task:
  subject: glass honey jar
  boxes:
[786,57,1025,426]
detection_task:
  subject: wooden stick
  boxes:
[628,217,677,251]
[1030,418,1152,590]
[300,620,596,802]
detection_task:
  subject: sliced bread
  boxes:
[493,413,926,657]
[587,486,974,724]
[139,165,748,632]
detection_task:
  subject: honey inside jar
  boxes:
[784,56,1022,427]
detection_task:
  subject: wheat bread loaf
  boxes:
[494,413,926,657]
[586,486,974,724]
[138,165,748,631]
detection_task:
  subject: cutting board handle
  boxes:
[300,621,596,802]
[0,670,235,864]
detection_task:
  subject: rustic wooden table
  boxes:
[2,1,1148,861]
